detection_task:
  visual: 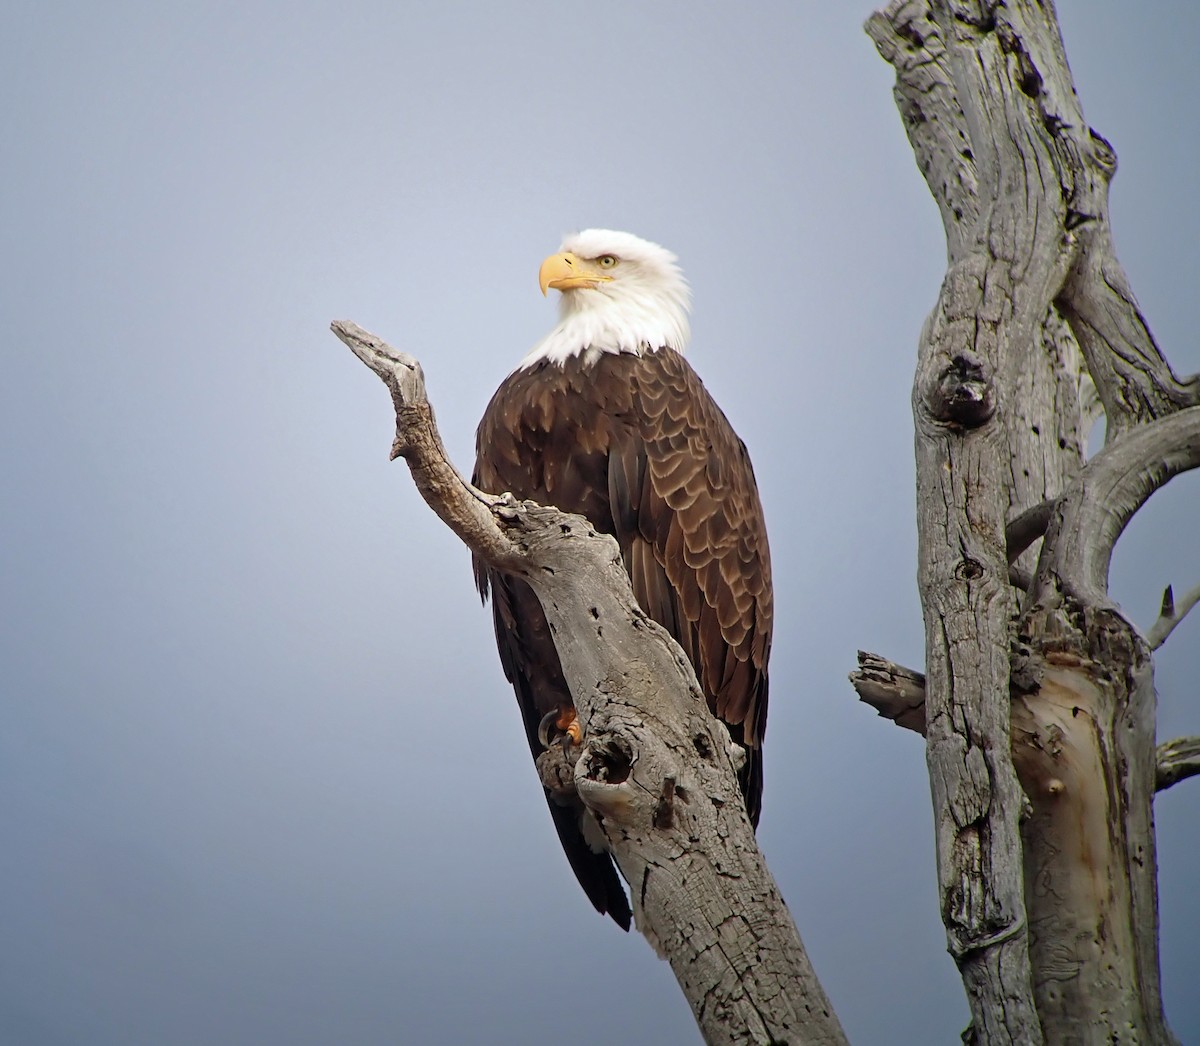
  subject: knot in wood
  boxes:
[574,736,637,822]
[1086,128,1117,175]
[954,557,985,582]
[580,735,633,786]
[927,353,995,428]
[493,493,521,522]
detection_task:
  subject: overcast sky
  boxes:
[3,3,1197,1043]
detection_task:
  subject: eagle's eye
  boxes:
[596,255,618,269]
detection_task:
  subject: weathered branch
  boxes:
[849,652,1194,797]
[848,651,926,735]
[1029,406,1200,613]
[1005,501,1054,592]
[876,1,1105,1037]
[1145,581,1200,651]
[331,321,523,572]
[1053,140,1200,435]
[334,320,848,1046]
[1005,500,1055,565]
[864,2,978,256]
[1156,736,1200,792]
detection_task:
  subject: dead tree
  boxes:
[854,1,1200,1043]
[331,322,847,1046]
[332,6,1198,1043]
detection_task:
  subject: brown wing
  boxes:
[475,566,633,929]
[472,361,630,928]
[472,349,773,924]
[604,348,772,821]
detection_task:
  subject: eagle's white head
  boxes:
[518,229,692,369]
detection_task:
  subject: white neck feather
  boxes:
[518,234,691,370]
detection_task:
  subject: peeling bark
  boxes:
[332,321,847,1046]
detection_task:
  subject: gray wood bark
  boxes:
[848,650,1200,794]
[867,1,1199,1042]
[331,321,848,1046]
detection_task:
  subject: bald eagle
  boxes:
[473,230,773,930]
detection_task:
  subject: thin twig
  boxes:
[1145,582,1200,650]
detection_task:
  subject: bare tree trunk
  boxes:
[331,5,1200,1040]
[331,322,848,1046]
[867,1,1200,1042]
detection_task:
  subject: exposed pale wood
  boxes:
[849,652,1196,799]
[1016,408,1199,1046]
[333,321,847,1046]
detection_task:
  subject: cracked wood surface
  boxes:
[869,1,1191,1042]
[332,321,847,1046]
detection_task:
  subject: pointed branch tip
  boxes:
[1145,580,1200,650]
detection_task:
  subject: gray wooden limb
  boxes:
[1053,145,1200,435]
[1005,501,1055,565]
[848,651,927,736]
[877,1,1098,1038]
[864,2,979,257]
[1146,581,1200,651]
[333,321,848,1046]
[330,321,522,573]
[1156,736,1200,792]
[1031,406,1200,613]
[849,652,1193,797]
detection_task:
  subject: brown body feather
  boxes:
[472,347,772,928]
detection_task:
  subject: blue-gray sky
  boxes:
[2,3,1196,1043]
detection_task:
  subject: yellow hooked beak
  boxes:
[538,251,614,295]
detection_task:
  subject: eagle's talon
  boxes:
[538,706,583,750]
[537,709,558,749]
[558,723,583,756]
[565,716,583,746]
[540,705,585,748]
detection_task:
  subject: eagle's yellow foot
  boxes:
[537,706,583,750]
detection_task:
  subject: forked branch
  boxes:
[1030,406,1200,612]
